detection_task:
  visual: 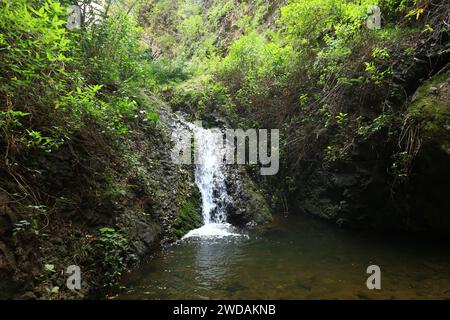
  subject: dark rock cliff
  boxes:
[226,166,272,227]
[292,41,450,234]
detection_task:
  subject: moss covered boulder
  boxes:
[405,66,450,232]
[172,183,203,238]
[408,67,450,153]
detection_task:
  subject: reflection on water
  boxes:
[194,239,242,288]
[118,214,450,299]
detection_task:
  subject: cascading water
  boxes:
[180,122,240,239]
[192,126,228,224]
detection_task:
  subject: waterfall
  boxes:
[179,122,240,239]
[192,126,229,224]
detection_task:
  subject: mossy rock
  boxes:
[406,66,450,232]
[173,185,203,238]
[408,67,450,153]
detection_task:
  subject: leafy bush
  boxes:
[0,0,168,152]
[97,227,129,288]
[214,31,295,115]
[0,0,71,91]
[170,75,235,119]
[81,13,149,87]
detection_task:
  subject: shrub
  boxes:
[97,227,129,288]
[81,13,149,87]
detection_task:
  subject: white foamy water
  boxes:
[179,123,241,240]
[182,223,241,239]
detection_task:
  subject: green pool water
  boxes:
[117,214,450,299]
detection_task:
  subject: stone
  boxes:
[225,166,272,226]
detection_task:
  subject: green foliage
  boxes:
[214,31,295,113]
[280,0,371,48]
[0,0,76,152]
[0,0,167,160]
[391,151,412,177]
[285,176,297,193]
[12,220,31,236]
[146,57,190,86]
[336,112,348,127]
[153,0,417,133]
[381,0,416,20]
[0,110,30,127]
[97,227,129,288]
[364,61,392,84]
[357,113,393,139]
[57,84,138,135]
[170,75,235,118]
[0,4,170,285]
[219,31,293,83]
[372,47,391,60]
[363,47,393,84]
[137,0,275,60]
[324,145,339,162]
[26,129,61,152]
[0,0,71,90]
[81,13,148,86]
[405,6,424,20]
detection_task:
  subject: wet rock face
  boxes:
[293,154,396,228]
[225,166,272,227]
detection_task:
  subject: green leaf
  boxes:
[146,112,159,124]
[44,264,55,273]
